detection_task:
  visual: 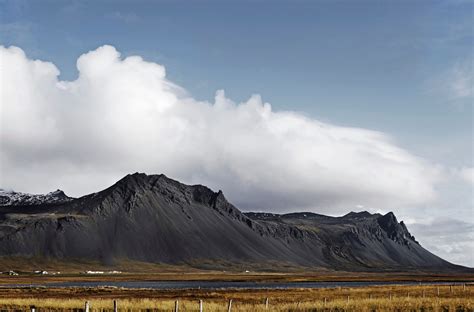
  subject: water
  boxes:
[1,280,462,290]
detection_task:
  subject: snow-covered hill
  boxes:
[0,189,73,206]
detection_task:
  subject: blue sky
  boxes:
[0,0,473,266]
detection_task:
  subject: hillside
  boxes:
[0,173,465,272]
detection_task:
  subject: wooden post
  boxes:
[114,300,118,312]
[347,295,349,303]
[227,299,232,312]
[463,284,466,291]
[422,290,425,298]
[199,299,203,312]
[407,292,410,299]
[175,300,179,312]
[450,285,453,293]
[265,297,269,309]
[437,287,440,296]
[369,294,372,300]
[389,293,392,300]
[85,301,90,312]
[324,297,327,305]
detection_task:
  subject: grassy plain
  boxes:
[0,258,472,311]
[0,284,472,311]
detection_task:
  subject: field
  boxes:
[0,283,472,311]
[0,261,472,311]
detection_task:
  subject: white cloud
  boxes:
[0,45,442,214]
[426,59,473,104]
[409,218,474,267]
[450,61,473,99]
[104,11,140,23]
[459,167,474,185]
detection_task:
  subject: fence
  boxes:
[24,283,471,311]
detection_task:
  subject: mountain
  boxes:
[0,189,73,206]
[0,173,466,271]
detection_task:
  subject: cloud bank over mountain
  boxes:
[0,45,443,213]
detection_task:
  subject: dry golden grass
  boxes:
[0,284,472,311]
[0,296,472,311]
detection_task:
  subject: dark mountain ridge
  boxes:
[0,173,467,272]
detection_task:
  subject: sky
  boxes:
[0,0,472,266]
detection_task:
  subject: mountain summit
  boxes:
[0,173,465,271]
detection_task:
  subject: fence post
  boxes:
[463,284,466,291]
[175,300,179,312]
[347,295,349,303]
[265,297,269,309]
[437,287,440,296]
[422,290,425,298]
[30,306,36,312]
[114,300,118,312]
[85,301,90,312]
[324,297,327,306]
[199,299,203,312]
[227,299,232,312]
[389,292,392,300]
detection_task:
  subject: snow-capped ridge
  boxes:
[0,189,73,206]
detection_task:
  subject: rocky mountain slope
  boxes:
[0,173,465,271]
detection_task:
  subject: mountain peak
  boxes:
[377,212,418,245]
[111,173,169,192]
[47,189,68,197]
[0,189,72,206]
[377,211,398,227]
[343,211,376,219]
[89,173,232,216]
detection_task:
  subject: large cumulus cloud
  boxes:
[0,45,441,213]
